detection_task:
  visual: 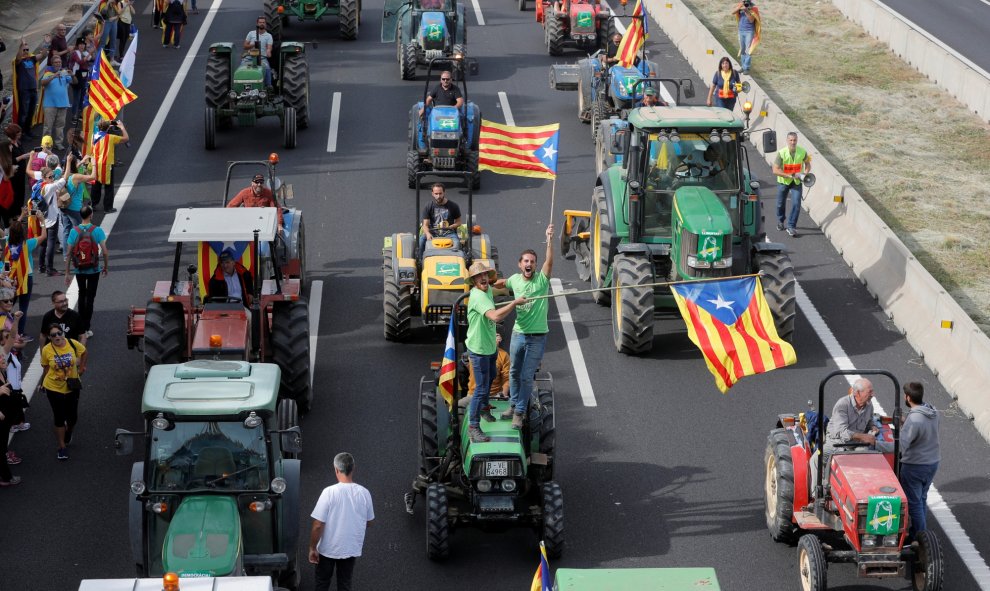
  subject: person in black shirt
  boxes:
[604,33,623,66]
[419,183,462,255]
[40,291,85,346]
[419,71,463,116]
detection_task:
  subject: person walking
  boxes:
[0,351,24,486]
[898,382,940,541]
[771,132,811,237]
[39,322,86,460]
[494,224,554,430]
[13,42,40,138]
[309,452,375,591]
[64,205,109,338]
[707,56,741,111]
[116,0,135,57]
[36,166,66,275]
[58,155,96,256]
[5,125,31,223]
[4,209,47,339]
[163,0,187,49]
[731,1,760,74]
[91,119,129,213]
[40,290,85,345]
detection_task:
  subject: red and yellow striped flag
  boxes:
[197,241,256,298]
[617,0,649,69]
[81,106,98,158]
[88,49,137,120]
[478,120,559,180]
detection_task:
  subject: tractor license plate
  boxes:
[485,461,509,477]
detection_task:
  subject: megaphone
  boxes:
[794,172,816,187]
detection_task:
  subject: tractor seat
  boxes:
[193,447,237,479]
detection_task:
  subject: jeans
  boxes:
[467,352,496,427]
[16,275,32,335]
[418,231,459,257]
[43,222,61,271]
[75,272,100,332]
[17,89,38,133]
[714,96,736,112]
[314,555,356,591]
[899,461,939,539]
[61,209,82,257]
[164,22,183,47]
[776,182,802,230]
[508,332,547,414]
[101,21,119,59]
[738,28,754,72]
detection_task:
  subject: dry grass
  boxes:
[679,0,990,331]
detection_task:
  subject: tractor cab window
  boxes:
[148,420,270,492]
[644,133,740,193]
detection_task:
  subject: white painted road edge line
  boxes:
[600,0,677,106]
[498,91,515,126]
[797,282,990,588]
[551,279,597,407]
[326,92,341,153]
[469,0,485,26]
[308,280,323,385]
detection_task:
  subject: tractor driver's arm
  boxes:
[542,223,554,277]
[308,519,325,565]
[485,297,527,325]
[421,217,433,240]
[832,400,876,446]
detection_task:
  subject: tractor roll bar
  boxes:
[629,77,696,106]
[414,170,475,265]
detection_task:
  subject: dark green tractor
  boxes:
[204,40,310,150]
[263,0,360,43]
[403,294,563,560]
[382,0,468,81]
[561,82,796,354]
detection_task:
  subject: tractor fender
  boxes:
[455,4,466,44]
[788,436,811,515]
[129,461,146,573]
[278,458,302,565]
[409,103,426,151]
[279,41,306,55]
[209,42,234,54]
[466,102,480,151]
[753,240,788,254]
[471,232,496,262]
[615,243,650,257]
[388,233,417,285]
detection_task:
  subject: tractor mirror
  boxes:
[186,264,197,276]
[681,80,696,99]
[611,130,628,154]
[114,428,143,456]
[281,426,303,454]
[469,59,479,76]
[762,130,777,153]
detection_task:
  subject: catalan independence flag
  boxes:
[478,120,559,180]
[671,276,796,393]
[437,313,457,409]
[617,0,649,69]
[530,541,552,591]
[197,241,256,298]
[88,49,137,120]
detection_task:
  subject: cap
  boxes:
[643,87,657,97]
[252,173,265,183]
[219,247,237,261]
[41,135,54,148]
[468,261,496,281]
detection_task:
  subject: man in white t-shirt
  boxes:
[243,16,274,87]
[309,452,374,591]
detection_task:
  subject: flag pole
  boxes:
[548,178,556,244]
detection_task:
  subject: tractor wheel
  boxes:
[282,53,309,129]
[204,108,217,150]
[383,248,412,341]
[419,381,439,474]
[541,482,565,559]
[407,150,422,190]
[765,428,798,543]
[451,45,466,80]
[426,483,450,560]
[468,150,481,190]
[277,398,300,460]
[518,0,526,10]
[612,253,654,354]
[143,303,185,374]
[272,301,312,413]
[756,251,797,342]
[264,0,283,45]
[400,41,417,80]
[205,51,230,108]
[591,99,606,142]
[537,388,555,480]
[283,106,297,149]
[338,0,359,40]
[590,186,612,305]
[546,9,563,56]
[797,535,827,591]
[912,530,944,591]
[596,121,611,176]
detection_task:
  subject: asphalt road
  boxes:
[2,0,990,589]
[877,0,990,72]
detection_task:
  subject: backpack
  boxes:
[72,225,100,270]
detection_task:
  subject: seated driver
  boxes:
[419,182,462,255]
[813,378,892,492]
[227,173,284,230]
[419,71,463,117]
[242,16,274,87]
[640,86,667,107]
[208,248,255,307]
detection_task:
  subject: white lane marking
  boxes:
[327,92,341,153]
[598,0,677,106]
[797,282,990,588]
[470,0,485,25]
[498,91,515,125]
[11,0,227,437]
[551,279,597,407]
[308,280,323,385]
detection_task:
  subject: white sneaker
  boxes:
[11,422,31,433]
[85,330,94,338]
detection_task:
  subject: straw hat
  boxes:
[467,261,496,281]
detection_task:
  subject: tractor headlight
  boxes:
[862,535,878,548]
[712,256,732,269]
[228,90,237,99]
[130,480,146,495]
[500,479,517,492]
[398,270,416,281]
[270,477,288,494]
[477,479,492,492]
[258,91,267,100]
[686,255,710,269]
[883,534,899,547]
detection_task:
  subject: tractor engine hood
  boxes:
[163,495,243,578]
[672,186,733,237]
[429,106,461,139]
[610,67,644,101]
[419,12,448,50]
[569,5,596,36]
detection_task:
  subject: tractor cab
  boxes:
[382,0,468,80]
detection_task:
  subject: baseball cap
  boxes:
[41,135,54,148]
[252,173,265,183]
[220,247,237,261]
[643,87,658,97]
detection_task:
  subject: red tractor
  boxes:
[126,208,313,412]
[536,0,614,56]
[764,369,943,591]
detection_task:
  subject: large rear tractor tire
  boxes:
[468,150,481,190]
[283,106,297,149]
[264,0,283,45]
[591,186,612,305]
[338,0,359,40]
[282,53,309,129]
[537,388,555,481]
[765,428,798,543]
[756,251,797,342]
[546,10,563,56]
[407,150,422,189]
[205,51,230,109]
[612,253,654,355]
[578,74,590,123]
[383,248,412,341]
[272,301,312,413]
[912,530,944,591]
[426,483,450,560]
[419,381,439,474]
[205,107,217,150]
[143,303,185,374]
[400,42,417,80]
[541,482,564,559]
[277,398,300,459]
[797,535,827,591]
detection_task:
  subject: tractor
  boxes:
[382,0,469,81]
[263,0,360,44]
[407,58,481,190]
[536,0,613,56]
[402,294,562,559]
[383,171,499,341]
[553,568,720,590]
[221,155,307,287]
[80,574,279,591]
[764,369,943,591]
[114,361,303,590]
[560,85,796,354]
[126,208,313,412]
[204,37,310,150]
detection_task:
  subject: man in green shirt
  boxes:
[466,261,526,443]
[494,224,554,430]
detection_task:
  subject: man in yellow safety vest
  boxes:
[771,131,811,237]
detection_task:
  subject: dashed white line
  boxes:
[551,279,597,407]
[308,280,323,385]
[470,0,485,25]
[327,92,342,153]
[599,0,677,106]
[497,91,515,125]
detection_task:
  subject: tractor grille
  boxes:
[679,230,733,279]
[424,48,444,59]
[433,157,456,169]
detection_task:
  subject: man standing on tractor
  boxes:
[227,173,284,230]
[466,262,526,443]
[243,16,274,88]
[419,70,463,117]
[208,248,254,307]
[494,224,554,430]
[604,33,623,66]
[419,183,462,255]
[898,382,940,542]
[771,131,811,237]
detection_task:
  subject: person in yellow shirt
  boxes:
[39,322,87,460]
[459,333,510,408]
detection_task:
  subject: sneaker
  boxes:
[776,222,784,231]
[511,412,525,430]
[39,266,47,274]
[0,476,23,487]
[105,207,118,213]
[57,448,69,461]
[786,227,797,237]
[467,426,490,443]
[162,43,168,47]
[10,422,30,433]
[47,270,62,277]
[174,45,180,49]
[480,409,496,423]
[85,330,94,338]
[500,408,514,420]
[6,451,22,465]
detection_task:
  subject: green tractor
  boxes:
[114,361,303,589]
[561,81,795,354]
[263,0,360,43]
[402,293,562,560]
[204,40,310,150]
[382,0,468,81]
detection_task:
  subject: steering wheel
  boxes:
[205,296,243,304]
[674,162,703,178]
[832,441,871,449]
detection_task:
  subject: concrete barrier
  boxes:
[641,0,990,442]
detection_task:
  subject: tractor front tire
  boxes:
[591,186,612,305]
[143,303,185,374]
[419,381,439,473]
[272,301,312,413]
[765,428,798,543]
[205,108,217,150]
[546,10,563,56]
[283,106,297,149]
[264,0,283,45]
[338,0,359,40]
[282,54,310,129]
[400,42,417,80]
[912,530,944,591]
[591,99,606,142]
[612,253,654,354]
[277,398,300,459]
[383,248,412,341]
[426,483,450,560]
[541,482,565,558]
[537,388,555,480]
[205,51,230,109]
[756,251,797,342]
[797,535,827,591]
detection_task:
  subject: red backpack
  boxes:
[72,225,100,270]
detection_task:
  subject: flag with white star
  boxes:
[671,276,796,393]
[478,120,560,180]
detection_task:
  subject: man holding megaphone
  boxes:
[772,131,812,237]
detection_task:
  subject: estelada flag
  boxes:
[10,52,45,128]
[197,241,256,299]
[530,541,552,591]
[437,313,458,409]
[479,120,559,180]
[671,276,796,393]
[617,0,649,69]
[88,49,137,120]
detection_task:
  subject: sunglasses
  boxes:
[440,78,451,81]
[0,299,12,304]
[49,331,64,338]
[252,179,264,184]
